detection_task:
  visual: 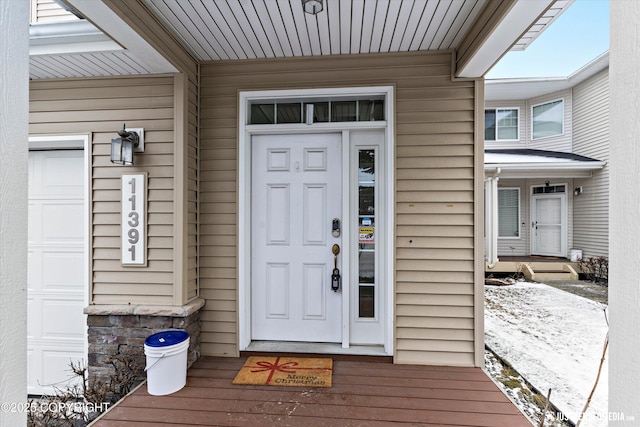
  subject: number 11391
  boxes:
[121,174,146,266]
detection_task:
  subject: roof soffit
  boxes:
[32,0,571,80]
[456,0,557,78]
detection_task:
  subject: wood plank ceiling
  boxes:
[143,0,487,61]
[29,0,572,79]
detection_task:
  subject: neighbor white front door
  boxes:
[251,133,343,343]
[28,150,86,395]
[531,194,566,257]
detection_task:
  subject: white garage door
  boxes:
[28,150,86,395]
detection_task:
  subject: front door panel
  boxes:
[251,133,342,343]
[532,195,564,256]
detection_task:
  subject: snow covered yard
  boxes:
[485,281,608,426]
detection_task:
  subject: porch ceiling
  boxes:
[31,0,571,80]
[142,0,486,60]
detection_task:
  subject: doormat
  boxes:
[232,356,333,388]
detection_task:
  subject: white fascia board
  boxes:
[485,161,605,170]
[458,0,555,78]
[30,20,122,55]
[485,51,609,100]
[63,0,177,74]
[484,161,605,179]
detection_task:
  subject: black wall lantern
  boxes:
[111,124,144,165]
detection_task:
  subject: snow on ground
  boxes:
[485,281,608,426]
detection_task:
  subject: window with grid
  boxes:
[485,108,519,141]
[498,188,520,238]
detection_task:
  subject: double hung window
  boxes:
[485,108,519,141]
[498,188,520,238]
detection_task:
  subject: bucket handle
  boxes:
[144,352,166,372]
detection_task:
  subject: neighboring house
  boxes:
[484,52,609,270]
[23,0,572,394]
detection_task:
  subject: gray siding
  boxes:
[527,90,573,152]
[486,90,573,151]
[572,69,609,258]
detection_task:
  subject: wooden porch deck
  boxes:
[91,356,532,427]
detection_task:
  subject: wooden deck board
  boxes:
[91,356,532,427]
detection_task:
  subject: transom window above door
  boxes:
[250,98,384,125]
[485,108,519,141]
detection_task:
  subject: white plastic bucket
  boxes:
[570,248,583,262]
[144,330,190,396]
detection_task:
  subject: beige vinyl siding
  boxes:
[30,75,176,305]
[527,89,573,152]
[572,69,609,258]
[484,100,527,149]
[30,0,77,23]
[99,2,201,304]
[186,76,199,302]
[200,51,480,366]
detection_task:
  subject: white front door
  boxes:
[531,193,566,257]
[251,133,342,343]
[28,150,86,395]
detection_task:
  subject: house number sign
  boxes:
[121,173,147,266]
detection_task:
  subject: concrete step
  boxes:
[522,263,578,281]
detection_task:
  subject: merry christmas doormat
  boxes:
[232,356,333,388]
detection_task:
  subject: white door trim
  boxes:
[238,87,395,355]
[530,183,568,257]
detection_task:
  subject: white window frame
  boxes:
[484,107,520,142]
[497,187,520,239]
[531,98,564,140]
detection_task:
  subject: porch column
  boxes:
[484,174,500,268]
[0,0,29,425]
[610,0,640,420]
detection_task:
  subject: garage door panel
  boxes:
[42,202,84,242]
[42,348,85,389]
[28,251,41,291]
[42,299,86,339]
[41,153,84,195]
[28,149,86,396]
[27,298,38,339]
[27,349,37,394]
[41,251,84,290]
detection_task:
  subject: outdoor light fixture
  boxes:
[111,124,144,166]
[302,0,323,15]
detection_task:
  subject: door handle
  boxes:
[331,244,341,292]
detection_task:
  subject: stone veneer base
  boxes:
[84,298,205,385]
